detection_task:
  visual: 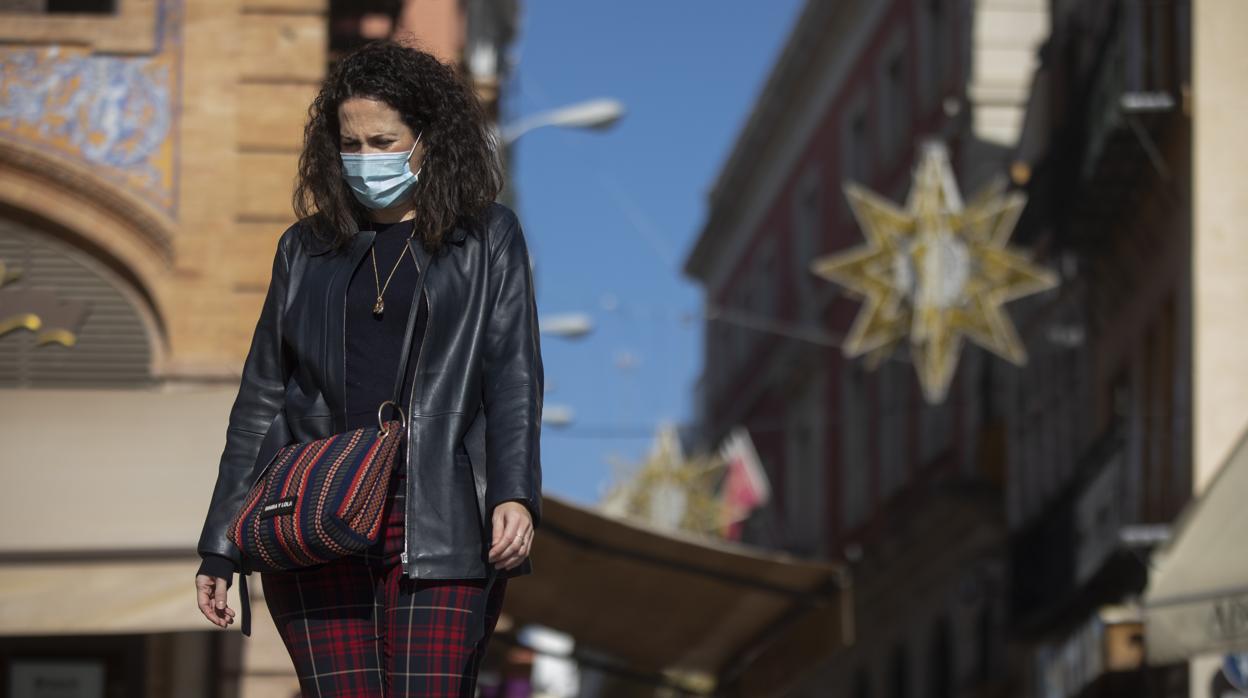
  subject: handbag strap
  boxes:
[386,244,430,416]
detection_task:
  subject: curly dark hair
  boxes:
[293,40,503,254]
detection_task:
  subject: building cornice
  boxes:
[683,0,885,285]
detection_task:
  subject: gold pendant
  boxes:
[373,297,384,316]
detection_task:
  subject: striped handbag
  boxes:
[225,402,407,572]
[226,260,426,575]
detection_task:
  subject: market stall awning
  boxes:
[0,387,237,635]
[1,386,855,686]
[0,557,209,635]
[0,388,236,554]
[1144,427,1248,662]
[503,495,853,696]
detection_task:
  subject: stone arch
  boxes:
[0,140,173,374]
[0,139,174,280]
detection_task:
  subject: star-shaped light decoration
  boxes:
[811,141,1058,403]
[598,423,725,536]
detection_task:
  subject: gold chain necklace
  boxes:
[369,225,416,317]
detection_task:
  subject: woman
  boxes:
[193,40,542,696]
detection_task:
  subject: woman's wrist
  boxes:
[498,498,538,527]
[197,554,237,588]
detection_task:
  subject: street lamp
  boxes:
[542,404,575,428]
[539,312,594,340]
[536,314,594,430]
[503,98,622,430]
[500,98,625,147]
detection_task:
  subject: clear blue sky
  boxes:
[508,2,805,506]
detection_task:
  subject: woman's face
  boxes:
[338,96,425,167]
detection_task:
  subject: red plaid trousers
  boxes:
[260,463,506,697]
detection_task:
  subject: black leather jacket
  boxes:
[197,202,543,586]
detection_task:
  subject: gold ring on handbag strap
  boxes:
[376,400,407,437]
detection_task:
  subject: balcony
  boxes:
[1075,0,1189,230]
[1008,430,1161,634]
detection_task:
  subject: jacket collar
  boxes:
[306,217,468,263]
[317,216,457,432]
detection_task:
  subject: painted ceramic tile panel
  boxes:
[0,0,182,215]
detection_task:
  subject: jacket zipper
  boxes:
[401,248,431,572]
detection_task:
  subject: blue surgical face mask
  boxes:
[340,133,423,210]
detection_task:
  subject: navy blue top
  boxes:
[344,218,427,438]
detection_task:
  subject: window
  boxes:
[0,0,115,12]
[329,0,402,56]
[877,36,911,164]
[733,283,750,369]
[958,346,985,478]
[0,0,148,53]
[755,236,777,320]
[726,236,777,372]
[918,391,954,465]
[47,0,112,10]
[707,314,727,389]
[853,667,872,698]
[889,644,910,698]
[917,0,937,109]
[785,371,825,554]
[1004,363,1027,526]
[928,617,954,698]
[840,92,873,221]
[878,358,910,499]
[976,604,995,681]
[917,0,955,109]
[792,166,824,321]
[1122,0,1185,95]
[849,111,871,178]
[841,359,871,529]
[711,288,737,380]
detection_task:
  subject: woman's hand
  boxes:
[488,501,534,570]
[195,574,236,628]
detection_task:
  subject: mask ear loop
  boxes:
[407,131,424,179]
[405,131,423,163]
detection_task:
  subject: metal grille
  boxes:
[0,221,153,388]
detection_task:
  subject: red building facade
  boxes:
[685,0,970,562]
[685,0,1195,695]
